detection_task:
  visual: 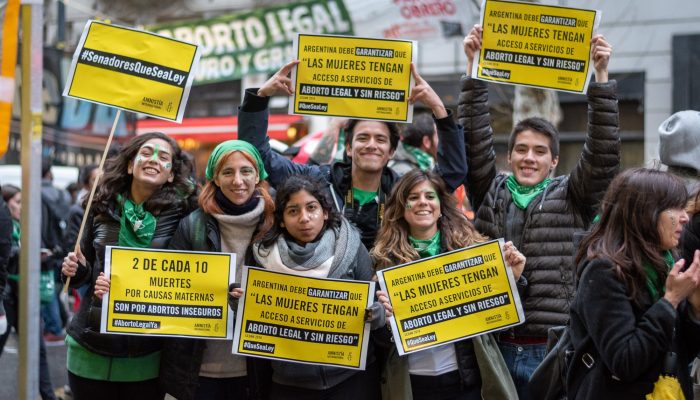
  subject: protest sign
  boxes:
[290,33,416,122]
[233,267,375,370]
[473,0,600,94]
[376,239,524,355]
[63,20,200,122]
[101,246,235,339]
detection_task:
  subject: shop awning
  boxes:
[136,114,304,143]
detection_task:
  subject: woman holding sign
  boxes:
[61,132,198,400]
[372,169,525,400]
[233,174,386,399]
[570,168,700,399]
[160,140,275,400]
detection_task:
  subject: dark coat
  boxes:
[66,203,189,357]
[159,209,267,400]
[0,197,11,295]
[458,77,620,337]
[570,258,700,399]
[681,213,700,267]
[237,89,467,250]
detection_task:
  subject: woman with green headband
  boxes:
[60,132,198,400]
[160,139,275,400]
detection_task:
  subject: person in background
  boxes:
[0,184,57,400]
[373,169,525,400]
[61,132,197,400]
[460,25,620,398]
[571,168,700,399]
[239,60,466,251]
[388,113,439,177]
[159,140,274,400]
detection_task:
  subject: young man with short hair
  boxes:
[388,112,439,176]
[460,25,620,399]
[239,61,466,250]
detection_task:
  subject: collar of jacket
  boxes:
[330,160,397,197]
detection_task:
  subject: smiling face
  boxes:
[127,138,174,187]
[346,121,395,174]
[403,180,441,239]
[214,151,259,205]
[657,208,689,250]
[507,129,559,187]
[282,189,328,245]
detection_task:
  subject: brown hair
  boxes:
[372,169,487,270]
[198,150,274,242]
[575,168,688,303]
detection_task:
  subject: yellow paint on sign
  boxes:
[377,239,524,355]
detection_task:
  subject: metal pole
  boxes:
[18,1,43,399]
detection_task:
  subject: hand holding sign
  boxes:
[502,241,525,280]
[257,60,299,97]
[408,63,447,119]
[62,250,86,278]
[463,24,483,75]
[590,35,611,83]
[94,272,111,300]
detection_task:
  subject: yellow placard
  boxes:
[101,246,235,339]
[474,0,599,94]
[233,267,375,370]
[376,239,524,355]
[63,20,200,122]
[290,33,416,122]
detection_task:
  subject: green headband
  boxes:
[205,140,268,182]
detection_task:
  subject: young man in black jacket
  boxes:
[238,60,467,250]
[460,25,620,399]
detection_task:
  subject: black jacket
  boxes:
[0,197,11,296]
[237,89,467,250]
[458,76,620,337]
[681,213,700,267]
[570,258,700,399]
[159,209,266,400]
[65,203,189,357]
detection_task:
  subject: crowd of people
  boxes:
[0,24,699,400]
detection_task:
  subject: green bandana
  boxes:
[117,195,157,248]
[643,250,675,302]
[403,143,435,171]
[409,231,442,259]
[506,175,551,209]
[205,140,268,182]
[352,187,378,206]
[11,219,20,246]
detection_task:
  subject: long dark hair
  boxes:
[372,169,487,270]
[575,168,688,302]
[258,174,341,249]
[89,132,196,216]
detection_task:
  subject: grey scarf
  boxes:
[272,219,360,279]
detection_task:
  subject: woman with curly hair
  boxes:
[373,169,525,400]
[61,132,198,399]
[571,168,700,399]
[159,140,275,400]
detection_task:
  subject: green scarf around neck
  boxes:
[506,175,551,209]
[117,195,156,248]
[643,250,675,302]
[11,219,20,246]
[409,231,441,259]
[403,143,435,171]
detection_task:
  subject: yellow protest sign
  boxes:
[101,246,235,339]
[63,20,200,122]
[474,0,600,94]
[233,267,375,370]
[290,33,416,122]
[376,239,524,355]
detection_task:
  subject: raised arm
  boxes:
[568,35,620,220]
[458,25,496,210]
[237,60,323,189]
[408,63,467,192]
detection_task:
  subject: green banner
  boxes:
[152,0,353,85]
